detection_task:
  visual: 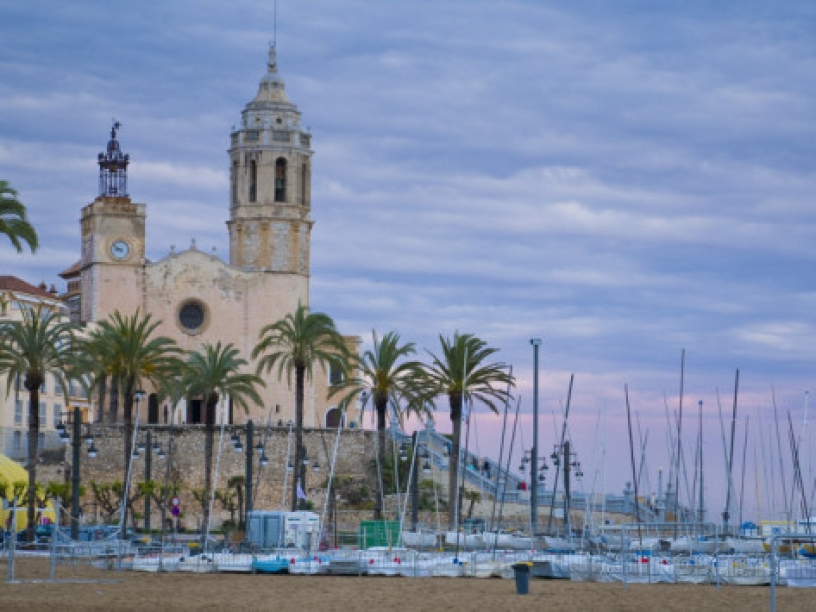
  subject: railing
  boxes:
[394,425,662,523]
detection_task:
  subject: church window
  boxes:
[179,301,206,332]
[231,160,238,205]
[329,363,344,386]
[301,163,308,205]
[148,394,159,424]
[249,160,257,203]
[275,158,287,202]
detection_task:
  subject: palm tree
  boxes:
[86,310,182,483]
[422,332,513,530]
[0,306,77,541]
[0,180,38,253]
[252,304,349,511]
[334,330,425,519]
[183,342,264,540]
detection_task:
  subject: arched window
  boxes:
[301,163,308,205]
[275,158,287,202]
[231,160,238,205]
[329,363,344,386]
[249,160,257,203]
[148,394,159,424]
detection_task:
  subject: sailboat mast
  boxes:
[674,349,685,523]
[546,374,574,535]
[723,369,739,531]
[738,415,750,527]
[772,388,791,523]
[489,365,513,533]
[625,384,642,544]
[698,400,704,522]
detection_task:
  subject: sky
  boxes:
[2,1,816,523]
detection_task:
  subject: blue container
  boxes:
[512,563,531,595]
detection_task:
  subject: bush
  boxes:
[332,475,373,508]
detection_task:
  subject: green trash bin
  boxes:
[512,562,532,595]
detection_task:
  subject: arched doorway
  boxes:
[325,406,344,428]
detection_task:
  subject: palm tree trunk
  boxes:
[375,401,387,520]
[448,391,463,530]
[108,376,119,423]
[202,394,218,543]
[25,380,42,542]
[292,365,305,512]
[96,375,107,424]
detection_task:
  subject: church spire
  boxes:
[255,44,287,103]
[97,121,130,197]
[227,45,313,274]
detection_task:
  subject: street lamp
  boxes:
[131,429,166,534]
[519,449,549,484]
[546,440,583,537]
[232,419,272,527]
[296,448,321,510]
[409,431,433,532]
[530,338,542,534]
[56,406,97,540]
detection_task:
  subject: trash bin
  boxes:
[512,562,532,595]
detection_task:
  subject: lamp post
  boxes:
[530,338,542,534]
[245,419,255,524]
[232,419,270,529]
[131,428,165,535]
[561,440,582,537]
[520,448,548,524]
[545,441,582,537]
[56,406,97,540]
[410,431,433,532]
[71,408,81,539]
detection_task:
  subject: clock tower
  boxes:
[79,122,146,322]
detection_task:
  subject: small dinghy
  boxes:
[252,556,290,574]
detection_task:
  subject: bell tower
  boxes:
[79,122,146,322]
[227,45,313,275]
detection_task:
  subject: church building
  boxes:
[60,45,359,429]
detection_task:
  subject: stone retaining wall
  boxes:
[39,424,380,530]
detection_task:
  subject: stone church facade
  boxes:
[61,46,359,430]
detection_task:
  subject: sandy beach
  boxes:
[2,558,816,612]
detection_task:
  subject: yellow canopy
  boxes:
[0,453,56,531]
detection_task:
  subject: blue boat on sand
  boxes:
[252,556,290,574]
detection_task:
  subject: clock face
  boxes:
[110,240,130,260]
